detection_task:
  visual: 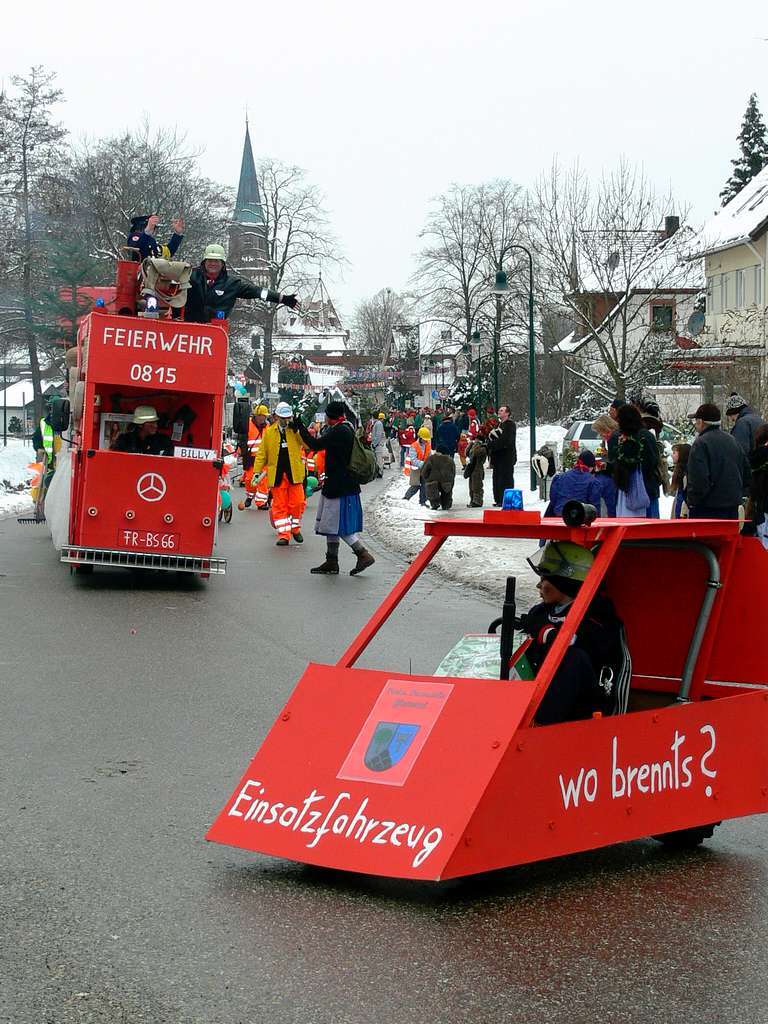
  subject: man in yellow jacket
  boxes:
[253,402,306,545]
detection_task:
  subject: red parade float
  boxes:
[207,511,768,880]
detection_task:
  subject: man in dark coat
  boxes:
[725,393,765,454]
[127,214,185,261]
[436,413,459,456]
[687,403,750,519]
[487,405,517,505]
[184,244,299,323]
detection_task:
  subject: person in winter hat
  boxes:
[295,401,375,576]
[545,449,602,517]
[725,393,765,454]
[686,403,750,519]
[397,418,416,468]
[126,213,184,261]
[422,443,456,510]
[519,541,625,723]
[184,243,300,323]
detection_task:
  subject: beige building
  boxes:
[686,166,768,404]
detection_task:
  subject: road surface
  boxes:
[1,484,767,1023]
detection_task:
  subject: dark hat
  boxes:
[129,214,153,233]
[688,403,721,423]
[609,397,626,410]
[617,404,643,433]
[576,449,596,467]
[325,401,345,419]
[725,393,748,414]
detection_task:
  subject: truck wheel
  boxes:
[72,380,85,426]
[218,508,224,522]
[224,506,233,523]
[653,823,719,849]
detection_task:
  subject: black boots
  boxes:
[310,555,339,574]
[350,546,375,576]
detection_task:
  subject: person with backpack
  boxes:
[294,402,375,576]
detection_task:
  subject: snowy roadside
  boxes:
[365,425,567,606]
[0,440,35,520]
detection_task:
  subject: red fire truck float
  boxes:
[207,510,768,881]
[48,257,229,578]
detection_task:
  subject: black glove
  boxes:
[281,293,300,310]
[291,416,303,432]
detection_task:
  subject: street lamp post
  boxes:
[470,329,484,412]
[490,250,537,490]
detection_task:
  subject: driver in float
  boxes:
[112,406,173,456]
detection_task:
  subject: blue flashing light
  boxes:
[215,310,226,320]
[502,488,524,511]
[95,298,105,308]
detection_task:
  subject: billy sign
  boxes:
[85,314,228,394]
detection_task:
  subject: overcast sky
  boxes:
[2,0,767,317]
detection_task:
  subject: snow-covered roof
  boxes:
[0,379,63,406]
[575,226,703,294]
[687,164,768,257]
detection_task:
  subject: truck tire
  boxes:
[652,822,719,849]
[72,380,85,427]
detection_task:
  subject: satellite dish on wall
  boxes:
[687,311,706,337]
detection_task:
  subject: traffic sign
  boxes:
[438,388,448,399]
[431,390,438,399]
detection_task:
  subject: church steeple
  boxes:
[234,119,265,227]
[228,119,268,283]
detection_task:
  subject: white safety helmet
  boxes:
[202,243,227,262]
[275,402,293,419]
[133,405,159,424]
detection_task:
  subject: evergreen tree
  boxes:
[720,93,768,206]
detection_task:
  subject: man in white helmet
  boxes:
[184,243,300,323]
[252,402,307,545]
[112,406,173,455]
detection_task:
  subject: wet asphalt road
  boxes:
[2,484,768,1024]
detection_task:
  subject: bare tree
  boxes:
[352,288,406,364]
[252,158,342,388]
[411,185,488,344]
[70,120,233,265]
[534,158,697,398]
[0,67,68,416]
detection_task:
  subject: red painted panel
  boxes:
[206,664,538,880]
[82,313,228,395]
[72,451,219,556]
[445,691,768,878]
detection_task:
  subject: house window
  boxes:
[650,302,674,332]
[757,265,764,307]
[735,268,745,308]
[721,272,729,309]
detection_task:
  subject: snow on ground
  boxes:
[368,424,567,607]
[0,439,35,519]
